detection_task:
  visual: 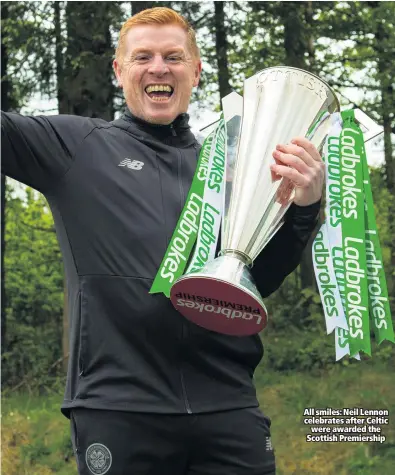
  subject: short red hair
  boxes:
[115,7,200,66]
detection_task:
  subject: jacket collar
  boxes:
[121,108,196,147]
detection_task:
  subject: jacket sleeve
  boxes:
[1,112,95,193]
[250,200,321,298]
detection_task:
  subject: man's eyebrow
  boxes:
[130,47,186,56]
[165,48,185,54]
[129,48,152,56]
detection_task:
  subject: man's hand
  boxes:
[270,136,325,207]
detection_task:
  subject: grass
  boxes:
[2,392,75,475]
[1,361,395,474]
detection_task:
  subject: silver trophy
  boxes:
[170,66,340,336]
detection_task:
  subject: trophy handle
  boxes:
[353,109,383,142]
[221,92,243,122]
[199,92,244,135]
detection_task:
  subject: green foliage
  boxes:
[2,1,57,108]
[369,167,395,291]
[2,183,64,389]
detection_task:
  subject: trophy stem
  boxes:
[219,249,252,267]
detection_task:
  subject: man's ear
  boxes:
[193,60,202,88]
[113,59,123,88]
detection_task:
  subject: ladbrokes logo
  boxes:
[176,297,263,325]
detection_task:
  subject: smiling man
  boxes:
[113,21,201,125]
[1,7,324,475]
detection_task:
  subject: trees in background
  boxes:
[1,1,394,388]
[3,188,63,388]
[59,2,118,119]
[1,1,10,358]
[214,1,232,99]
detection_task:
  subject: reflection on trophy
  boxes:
[170,66,340,336]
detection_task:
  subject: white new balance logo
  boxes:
[118,159,144,170]
[265,436,273,451]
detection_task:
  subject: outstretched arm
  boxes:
[1,112,95,193]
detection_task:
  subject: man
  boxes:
[2,7,324,475]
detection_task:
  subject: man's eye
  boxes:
[135,55,150,61]
[167,56,181,62]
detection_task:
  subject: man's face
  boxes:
[114,24,202,125]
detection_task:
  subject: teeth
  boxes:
[145,85,173,93]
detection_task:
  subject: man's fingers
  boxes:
[273,148,312,174]
[270,163,310,188]
[275,142,317,168]
[290,136,321,162]
[276,178,294,206]
[271,169,282,182]
[270,136,325,206]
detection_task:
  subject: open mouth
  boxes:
[145,84,174,102]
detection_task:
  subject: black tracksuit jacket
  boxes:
[1,109,320,419]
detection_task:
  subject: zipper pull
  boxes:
[170,124,177,137]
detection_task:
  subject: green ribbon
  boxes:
[361,139,394,345]
[314,109,394,359]
[340,110,371,356]
[150,116,226,297]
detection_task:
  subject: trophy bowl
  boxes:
[170,66,340,336]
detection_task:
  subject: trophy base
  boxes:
[170,255,268,336]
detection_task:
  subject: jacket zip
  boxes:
[177,148,192,414]
[177,149,185,211]
[170,123,177,137]
[180,323,192,414]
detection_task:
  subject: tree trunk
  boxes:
[131,2,159,15]
[54,1,66,114]
[281,1,307,69]
[381,89,394,194]
[375,16,395,195]
[374,3,395,295]
[63,1,115,120]
[380,81,395,296]
[214,1,232,100]
[1,1,10,356]
[304,1,316,73]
